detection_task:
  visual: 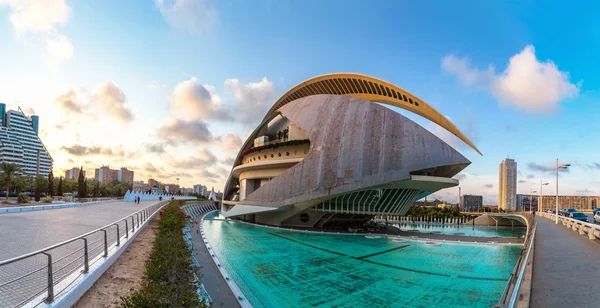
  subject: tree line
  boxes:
[0,163,132,199]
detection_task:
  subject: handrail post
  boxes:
[114,224,120,246]
[42,252,54,302]
[131,216,135,232]
[124,219,129,238]
[82,238,89,273]
[102,229,108,257]
[136,213,140,227]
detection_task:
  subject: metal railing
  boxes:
[539,212,600,240]
[496,213,536,308]
[0,200,168,308]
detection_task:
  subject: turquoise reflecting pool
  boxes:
[391,222,527,237]
[203,212,522,308]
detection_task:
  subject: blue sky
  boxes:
[0,0,598,202]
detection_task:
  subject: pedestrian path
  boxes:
[0,200,156,261]
[189,215,241,308]
[530,217,600,307]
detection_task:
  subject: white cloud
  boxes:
[219,132,242,151]
[157,118,214,145]
[0,0,73,69]
[92,81,134,123]
[492,45,579,113]
[442,45,580,113]
[54,88,82,114]
[225,77,276,124]
[171,77,230,120]
[1,0,70,35]
[42,35,73,70]
[155,0,217,33]
[441,55,494,87]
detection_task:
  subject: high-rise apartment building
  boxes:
[95,165,134,185]
[499,158,517,211]
[460,195,483,212]
[64,167,84,179]
[194,184,208,197]
[0,104,53,176]
[117,167,134,184]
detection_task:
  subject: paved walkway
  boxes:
[0,200,157,261]
[189,217,240,308]
[530,217,600,307]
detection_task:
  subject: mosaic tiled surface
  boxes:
[203,213,522,308]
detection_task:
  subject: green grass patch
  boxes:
[122,201,207,308]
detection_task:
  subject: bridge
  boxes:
[494,211,600,308]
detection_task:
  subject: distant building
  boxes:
[158,182,180,193]
[95,165,134,185]
[132,180,146,191]
[499,159,517,211]
[0,104,53,176]
[460,195,483,212]
[148,178,159,189]
[537,195,600,212]
[193,184,208,196]
[117,167,134,184]
[516,194,539,211]
[65,167,84,180]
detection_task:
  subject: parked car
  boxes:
[561,208,577,216]
[593,208,600,215]
[594,211,600,224]
[569,212,588,222]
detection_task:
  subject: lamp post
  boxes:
[556,159,571,224]
[540,181,549,212]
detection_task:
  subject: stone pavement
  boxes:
[188,217,240,308]
[0,200,157,261]
[530,216,600,307]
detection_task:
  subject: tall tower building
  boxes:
[499,158,517,211]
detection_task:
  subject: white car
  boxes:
[594,211,600,224]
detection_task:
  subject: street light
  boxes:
[556,159,571,224]
[540,181,549,212]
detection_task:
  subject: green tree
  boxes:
[47,170,54,197]
[0,162,21,200]
[77,167,86,198]
[11,176,27,195]
[93,181,99,197]
[451,204,461,216]
[63,178,77,194]
[57,176,63,196]
[34,180,40,202]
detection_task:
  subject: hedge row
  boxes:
[122,201,207,308]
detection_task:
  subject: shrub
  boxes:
[2,200,11,204]
[121,201,205,308]
[42,196,53,203]
[17,193,30,204]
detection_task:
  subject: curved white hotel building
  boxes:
[222,73,479,228]
[0,103,53,176]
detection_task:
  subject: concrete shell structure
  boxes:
[223,74,476,228]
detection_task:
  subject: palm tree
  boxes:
[0,162,21,200]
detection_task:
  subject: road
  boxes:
[0,200,158,261]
